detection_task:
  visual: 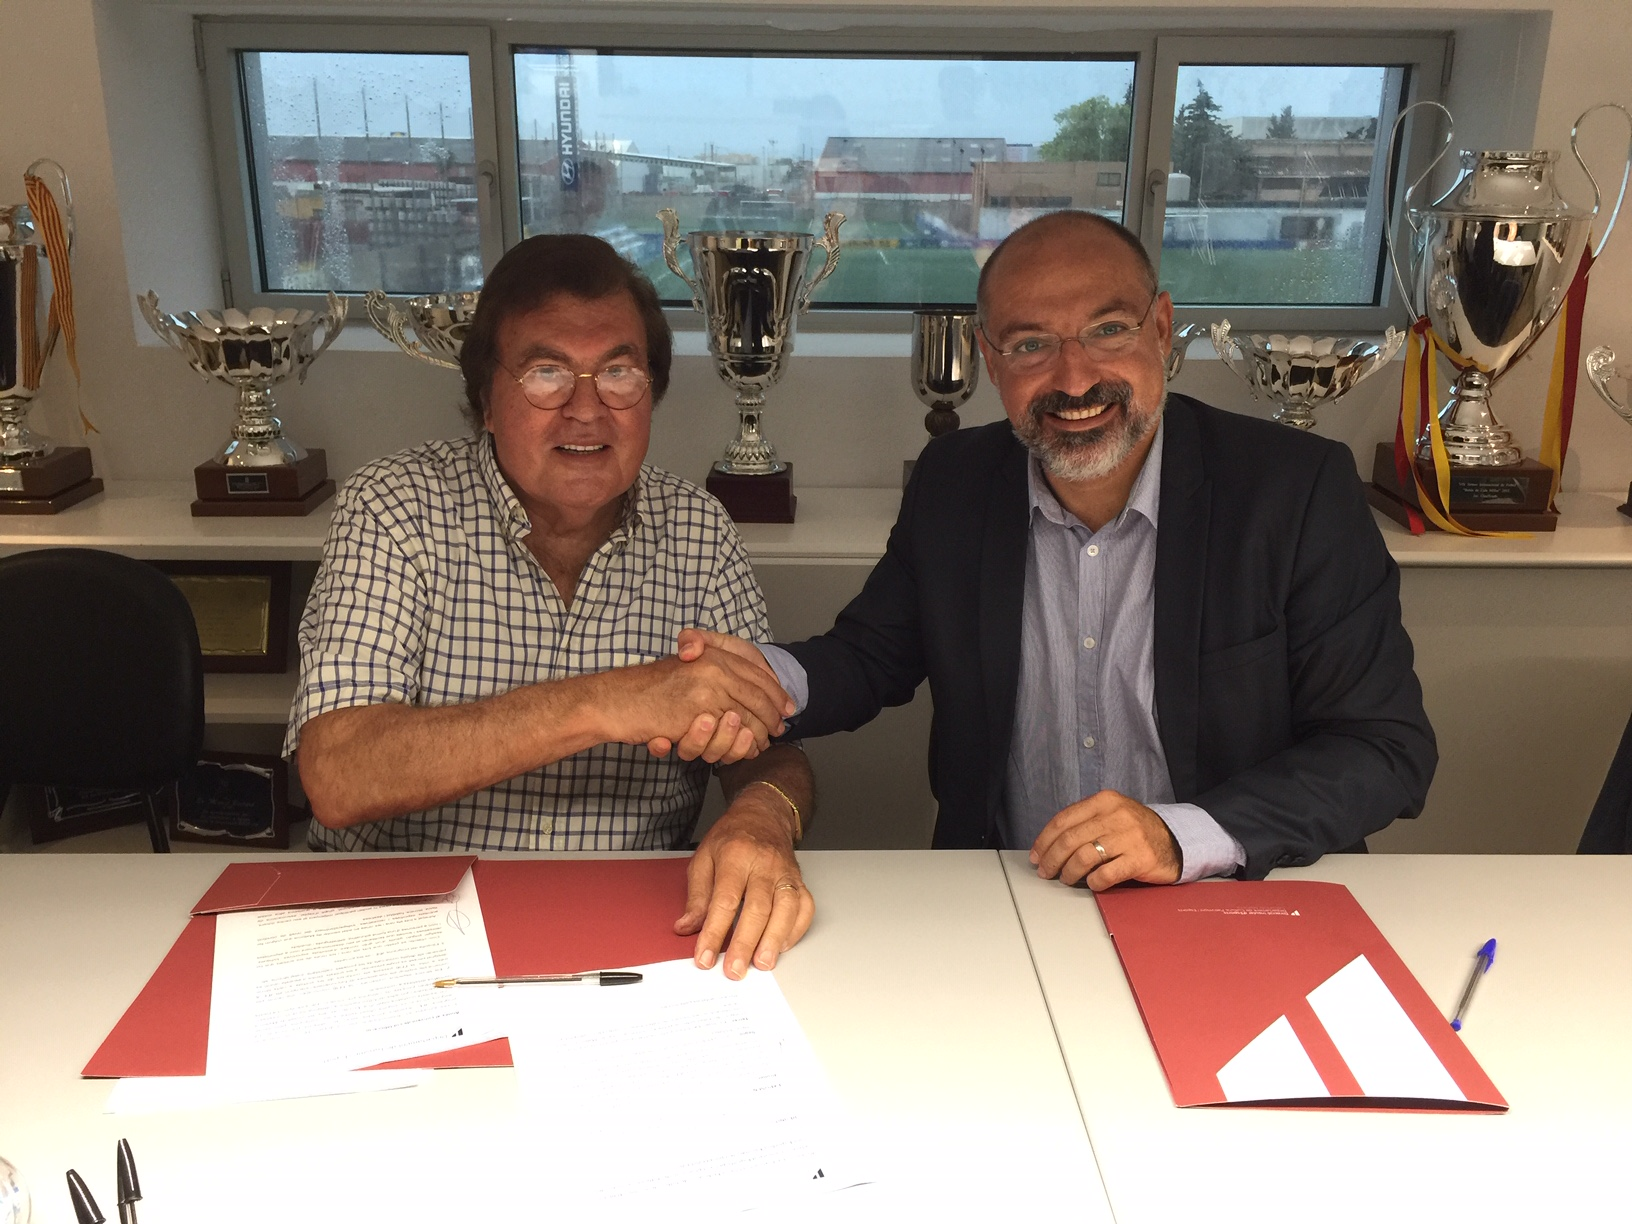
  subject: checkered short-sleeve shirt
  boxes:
[284,432,770,852]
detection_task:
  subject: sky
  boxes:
[255,50,1390,155]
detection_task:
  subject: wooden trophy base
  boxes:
[707,462,796,524]
[192,449,335,517]
[1367,443,1559,533]
[0,447,105,515]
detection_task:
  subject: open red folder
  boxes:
[1096,881,1506,1111]
[84,856,698,1078]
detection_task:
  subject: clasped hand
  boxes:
[638,629,787,765]
[1030,789,1182,890]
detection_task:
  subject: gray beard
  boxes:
[1013,388,1163,482]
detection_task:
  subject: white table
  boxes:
[0,851,1111,1224]
[1002,851,1632,1224]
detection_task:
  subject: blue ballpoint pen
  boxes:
[1449,938,1496,1032]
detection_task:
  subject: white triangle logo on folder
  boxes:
[1216,954,1466,1103]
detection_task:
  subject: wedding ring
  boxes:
[1092,840,1109,863]
[774,881,802,893]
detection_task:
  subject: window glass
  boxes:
[512,50,1137,308]
[239,51,482,294]
[1160,64,1401,306]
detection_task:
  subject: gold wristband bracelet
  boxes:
[744,779,803,843]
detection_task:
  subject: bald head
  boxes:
[976,211,1157,324]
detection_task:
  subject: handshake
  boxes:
[592,629,795,766]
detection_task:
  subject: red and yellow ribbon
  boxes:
[21,170,94,435]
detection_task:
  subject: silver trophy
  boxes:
[0,160,71,463]
[1212,322,1404,430]
[1387,101,1632,466]
[1164,322,1208,382]
[364,289,478,368]
[1585,345,1632,516]
[140,291,347,468]
[911,310,980,437]
[659,208,844,477]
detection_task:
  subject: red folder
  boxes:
[1096,881,1506,1111]
[84,856,698,1078]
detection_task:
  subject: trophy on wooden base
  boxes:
[1367,101,1632,533]
[660,208,844,523]
[1585,345,1632,517]
[0,159,101,514]
[140,292,346,516]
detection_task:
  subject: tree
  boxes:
[1266,105,1297,140]
[1039,84,1134,162]
[1170,82,1253,201]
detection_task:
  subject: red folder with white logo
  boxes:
[1096,881,1506,1111]
[83,856,698,1078]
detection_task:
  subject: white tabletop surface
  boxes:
[3,482,1630,567]
[0,850,1110,1224]
[1001,851,1632,1224]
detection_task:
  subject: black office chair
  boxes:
[0,548,204,853]
[1578,706,1632,853]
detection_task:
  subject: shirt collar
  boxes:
[477,430,649,548]
[1026,417,1166,535]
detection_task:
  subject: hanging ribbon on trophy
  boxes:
[22,162,95,435]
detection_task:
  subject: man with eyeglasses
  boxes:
[677,209,1434,886]
[288,234,813,979]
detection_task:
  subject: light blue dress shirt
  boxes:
[761,422,1246,882]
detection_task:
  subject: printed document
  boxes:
[498,958,861,1217]
[206,867,499,1075]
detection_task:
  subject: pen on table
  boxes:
[1449,937,1497,1032]
[434,971,644,988]
[115,1139,140,1224]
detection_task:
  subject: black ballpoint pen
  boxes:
[434,970,644,987]
[115,1139,141,1224]
[65,1171,104,1224]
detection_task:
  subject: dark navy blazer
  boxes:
[782,394,1437,879]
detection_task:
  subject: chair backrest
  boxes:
[0,548,204,791]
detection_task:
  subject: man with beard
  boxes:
[670,210,1436,887]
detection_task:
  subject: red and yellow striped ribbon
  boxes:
[1538,245,1594,509]
[22,172,95,434]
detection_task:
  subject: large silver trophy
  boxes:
[1585,345,1632,517]
[140,291,347,516]
[1388,101,1632,467]
[0,159,101,513]
[1212,322,1403,430]
[364,290,479,368]
[659,207,844,522]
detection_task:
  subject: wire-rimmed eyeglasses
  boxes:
[502,361,652,411]
[982,291,1161,374]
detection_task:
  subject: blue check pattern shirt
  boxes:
[285,432,770,852]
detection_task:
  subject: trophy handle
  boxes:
[24,158,73,253]
[657,209,703,312]
[299,291,348,382]
[796,211,846,314]
[1570,102,1632,259]
[137,291,187,355]
[363,289,459,370]
[1384,100,1455,316]
[1209,320,1257,398]
[1587,345,1632,426]
[1357,326,1407,384]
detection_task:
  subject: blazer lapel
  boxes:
[1154,398,1210,801]
[979,440,1030,829]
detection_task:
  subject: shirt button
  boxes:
[541,817,554,836]
[1083,636,1097,650]
[1083,736,1096,750]
[1086,544,1100,557]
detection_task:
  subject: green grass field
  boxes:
[1159,247,1372,307]
[639,245,981,308]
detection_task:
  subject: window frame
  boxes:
[1146,34,1451,334]
[199,17,1450,336]
[198,19,506,309]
